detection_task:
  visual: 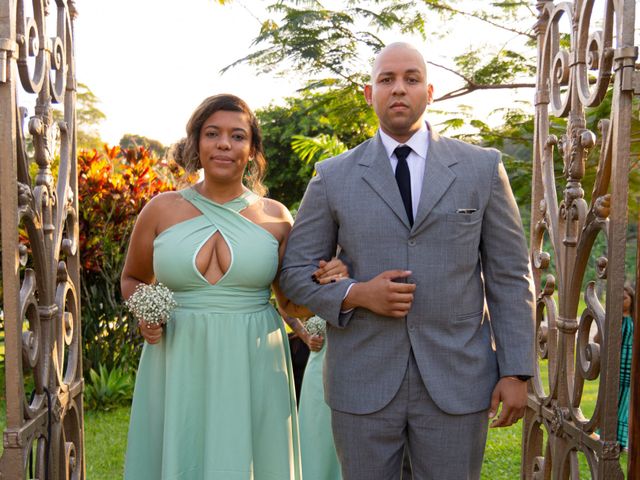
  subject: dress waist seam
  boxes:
[173,304,275,315]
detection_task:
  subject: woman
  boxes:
[121,94,343,479]
[297,317,342,480]
[618,284,635,450]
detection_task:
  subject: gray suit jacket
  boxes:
[280,129,535,415]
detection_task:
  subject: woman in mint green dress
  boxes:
[121,94,340,479]
[298,317,343,480]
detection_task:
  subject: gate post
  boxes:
[0,1,83,478]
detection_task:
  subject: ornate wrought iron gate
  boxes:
[525,0,638,478]
[0,0,83,478]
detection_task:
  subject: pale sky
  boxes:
[72,0,535,147]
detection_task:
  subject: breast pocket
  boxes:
[443,210,483,265]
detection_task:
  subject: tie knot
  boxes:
[394,145,412,162]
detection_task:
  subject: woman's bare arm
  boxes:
[120,198,165,344]
[120,200,159,299]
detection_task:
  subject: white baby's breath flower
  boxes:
[125,282,177,326]
[305,316,326,337]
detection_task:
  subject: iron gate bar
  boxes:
[525,1,637,478]
[0,0,83,478]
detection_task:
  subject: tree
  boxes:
[76,83,107,148]
[52,82,106,149]
[224,0,539,206]
[224,1,537,102]
[119,133,167,158]
[228,1,638,238]
[257,86,377,207]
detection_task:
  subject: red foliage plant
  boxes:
[78,145,196,273]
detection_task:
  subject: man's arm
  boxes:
[480,154,536,427]
[480,155,536,376]
[279,167,356,327]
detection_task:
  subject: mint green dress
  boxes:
[298,343,342,480]
[124,188,302,480]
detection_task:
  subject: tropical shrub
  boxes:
[83,363,134,411]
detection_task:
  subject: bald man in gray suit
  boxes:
[280,42,535,480]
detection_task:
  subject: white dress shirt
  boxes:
[379,122,430,220]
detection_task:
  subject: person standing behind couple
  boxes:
[280,42,536,479]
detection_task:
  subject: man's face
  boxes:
[364,45,433,143]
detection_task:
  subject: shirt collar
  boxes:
[379,122,429,160]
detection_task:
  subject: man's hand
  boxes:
[342,270,416,318]
[488,376,528,428]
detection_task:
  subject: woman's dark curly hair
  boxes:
[171,94,267,196]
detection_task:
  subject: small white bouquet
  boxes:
[305,316,326,337]
[125,282,177,325]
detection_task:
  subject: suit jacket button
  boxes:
[408,239,416,246]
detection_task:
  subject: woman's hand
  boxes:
[139,320,163,344]
[312,257,350,284]
[303,332,324,352]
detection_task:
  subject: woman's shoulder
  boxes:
[137,189,198,236]
[260,197,293,223]
[144,190,186,209]
[137,190,190,223]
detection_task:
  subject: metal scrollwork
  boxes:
[0,0,83,478]
[525,0,637,478]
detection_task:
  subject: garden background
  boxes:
[1,1,638,478]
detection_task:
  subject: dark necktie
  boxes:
[394,145,413,226]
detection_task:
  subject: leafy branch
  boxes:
[221,1,538,102]
[422,0,536,39]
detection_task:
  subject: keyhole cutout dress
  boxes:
[124,188,302,480]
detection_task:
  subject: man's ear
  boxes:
[364,84,373,106]
[426,83,434,105]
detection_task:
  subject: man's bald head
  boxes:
[371,42,428,79]
[364,42,433,143]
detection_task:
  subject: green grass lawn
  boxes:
[0,357,629,478]
[84,406,130,479]
[0,397,529,479]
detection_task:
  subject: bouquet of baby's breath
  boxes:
[125,282,177,325]
[305,316,326,336]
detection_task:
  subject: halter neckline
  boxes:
[183,186,259,211]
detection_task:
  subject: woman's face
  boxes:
[198,110,253,184]
[623,289,632,313]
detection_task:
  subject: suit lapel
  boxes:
[360,133,412,229]
[412,129,457,232]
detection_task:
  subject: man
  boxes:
[280,42,535,479]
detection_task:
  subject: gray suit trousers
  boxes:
[331,351,489,480]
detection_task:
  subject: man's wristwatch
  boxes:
[506,375,531,382]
